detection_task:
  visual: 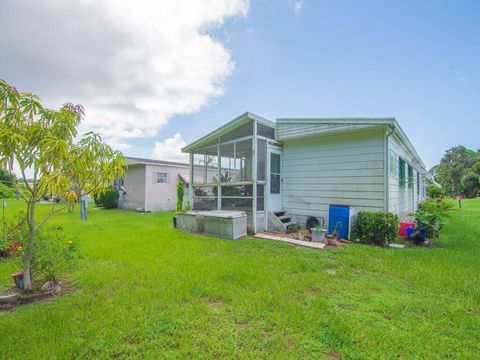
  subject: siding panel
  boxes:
[282,129,385,228]
[388,133,426,217]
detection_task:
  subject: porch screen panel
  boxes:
[257,139,267,181]
[204,146,218,185]
[270,153,281,194]
[234,139,253,182]
[221,184,253,212]
[257,123,275,139]
[256,184,265,211]
[219,143,236,183]
[192,152,205,185]
[193,185,217,210]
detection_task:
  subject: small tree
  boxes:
[176,179,184,212]
[0,79,125,291]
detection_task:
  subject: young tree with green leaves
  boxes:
[176,179,185,212]
[0,79,126,291]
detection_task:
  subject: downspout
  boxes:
[384,125,395,213]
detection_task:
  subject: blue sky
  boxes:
[128,0,479,168]
[2,0,478,170]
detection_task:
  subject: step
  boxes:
[283,221,295,228]
[273,211,285,217]
[277,215,291,222]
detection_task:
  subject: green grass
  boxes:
[0,199,479,359]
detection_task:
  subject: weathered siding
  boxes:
[123,165,147,211]
[388,133,426,217]
[276,122,379,142]
[282,128,386,228]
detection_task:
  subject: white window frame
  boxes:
[156,172,168,184]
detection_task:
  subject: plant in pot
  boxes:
[326,221,342,246]
[311,223,327,243]
[297,229,309,241]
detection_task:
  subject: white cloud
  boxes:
[0,0,249,150]
[153,133,188,162]
[292,0,303,15]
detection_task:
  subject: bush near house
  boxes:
[427,183,443,199]
[353,211,399,246]
[411,199,453,238]
[94,188,119,209]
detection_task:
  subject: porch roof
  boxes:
[182,111,275,153]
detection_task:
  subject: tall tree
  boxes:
[436,146,478,196]
[0,79,125,291]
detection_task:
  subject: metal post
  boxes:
[217,144,221,210]
[80,199,87,221]
[189,152,194,209]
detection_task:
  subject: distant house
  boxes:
[120,157,217,212]
[182,112,426,234]
[119,157,190,212]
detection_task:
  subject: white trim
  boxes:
[252,119,258,233]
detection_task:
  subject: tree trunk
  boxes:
[23,200,35,291]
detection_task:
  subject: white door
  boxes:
[267,148,282,211]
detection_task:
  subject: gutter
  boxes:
[385,124,395,212]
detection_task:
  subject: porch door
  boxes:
[267,148,282,211]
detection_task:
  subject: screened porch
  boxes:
[183,112,280,233]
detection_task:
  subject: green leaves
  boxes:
[0,78,126,205]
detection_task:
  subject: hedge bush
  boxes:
[353,211,399,246]
[94,188,119,209]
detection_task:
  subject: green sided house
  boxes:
[182,112,426,235]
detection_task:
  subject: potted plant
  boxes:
[297,229,309,241]
[311,223,327,243]
[12,271,24,289]
[326,221,342,246]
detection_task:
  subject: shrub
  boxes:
[94,188,119,209]
[27,225,80,281]
[0,212,28,257]
[0,183,16,198]
[413,199,452,238]
[427,183,443,199]
[353,211,399,246]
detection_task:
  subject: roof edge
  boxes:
[182,111,274,153]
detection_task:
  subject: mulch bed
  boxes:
[0,280,73,312]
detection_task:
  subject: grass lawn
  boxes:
[1,199,479,359]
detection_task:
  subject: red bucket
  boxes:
[399,222,415,238]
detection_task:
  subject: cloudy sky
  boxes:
[1,0,479,168]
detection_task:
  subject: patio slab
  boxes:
[254,232,326,250]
